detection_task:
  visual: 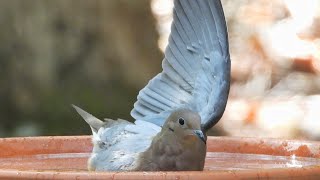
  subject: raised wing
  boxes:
[131,0,230,132]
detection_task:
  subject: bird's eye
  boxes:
[178,117,185,125]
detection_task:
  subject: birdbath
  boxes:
[0,136,320,179]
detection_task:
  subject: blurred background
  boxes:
[0,0,319,140]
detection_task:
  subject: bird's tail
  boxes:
[72,104,104,136]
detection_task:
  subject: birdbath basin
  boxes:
[0,136,320,179]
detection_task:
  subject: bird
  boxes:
[73,0,230,171]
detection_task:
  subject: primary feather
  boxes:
[131,0,230,132]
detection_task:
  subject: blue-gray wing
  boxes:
[131,0,230,132]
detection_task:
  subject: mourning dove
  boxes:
[73,0,230,171]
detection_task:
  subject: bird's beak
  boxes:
[193,130,206,144]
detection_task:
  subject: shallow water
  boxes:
[204,152,320,170]
[0,152,319,171]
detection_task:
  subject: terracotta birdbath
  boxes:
[0,136,320,179]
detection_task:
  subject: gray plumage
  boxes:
[131,0,230,132]
[73,0,230,171]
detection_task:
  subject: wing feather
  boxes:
[131,0,230,131]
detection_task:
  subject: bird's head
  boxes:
[163,109,206,144]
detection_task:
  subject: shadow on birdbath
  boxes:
[0,136,320,179]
